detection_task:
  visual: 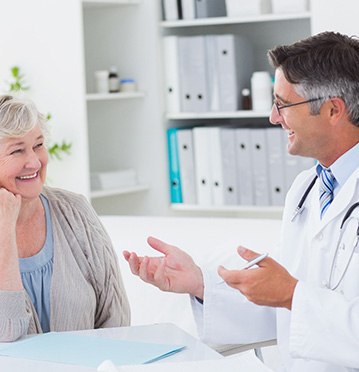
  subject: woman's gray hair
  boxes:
[0,95,49,140]
[268,32,359,126]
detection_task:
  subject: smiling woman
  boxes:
[0,95,130,342]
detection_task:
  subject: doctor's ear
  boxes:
[328,97,347,121]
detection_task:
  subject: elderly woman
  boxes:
[0,95,130,342]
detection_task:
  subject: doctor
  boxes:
[123,31,359,371]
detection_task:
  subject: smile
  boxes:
[17,172,38,180]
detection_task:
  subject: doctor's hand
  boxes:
[123,236,204,299]
[218,246,298,310]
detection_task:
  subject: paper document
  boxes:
[116,351,274,372]
[0,332,185,368]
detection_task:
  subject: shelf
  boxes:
[171,204,283,219]
[166,110,270,120]
[161,12,311,28]
[90,184,149,199]
[83,0,140,8]
[86,91,145,101]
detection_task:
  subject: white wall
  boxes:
[311,0,359,35]
[0,0,90,196]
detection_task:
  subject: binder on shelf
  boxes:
[250,128,270,206]
[177,129,197,204]
[266,127,286,206]
[167,128,183,203]
[205,35,220,112]
[193,127,213,205]
[235,128,254,205]
[181,0,196,19]
[281,130,301,192]
[163,36,181,113]
[178,36,209,112]
[162,0,181,21]
[210,127,238,205]
[214,35,252,111]
[194,0,227,18]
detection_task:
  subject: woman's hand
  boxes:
[0,188,21,228]
[123,236,204,299]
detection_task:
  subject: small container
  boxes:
[94,70,109,94]
[120,78,137,93]
[109,66,119,93]
[241,88,252,110]
[251,71,272,112]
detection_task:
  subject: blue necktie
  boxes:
[319,168,335,219]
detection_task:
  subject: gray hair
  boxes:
[268,32,359,126]
[0,95,49,140]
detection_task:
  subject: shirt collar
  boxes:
[316,142,359,188]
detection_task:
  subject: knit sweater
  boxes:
[0,187,130,341]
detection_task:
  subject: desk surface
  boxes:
[0,323,221,372]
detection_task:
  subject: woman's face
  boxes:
[0,126,48,200]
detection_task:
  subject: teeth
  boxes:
[18,172,37,180]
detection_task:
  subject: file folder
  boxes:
[193,127,213,205]
[178,36,209,112]
[235,128,254,205]
[250,128,270,206]
[162,0,180,21]
[210,127,238,205]
[194,0,226,18]
[177,129,197,204]
[163,36,181,113]
[205,35,220,111]
[181,0,196,19]
[167,128,183,203]
[266,127,286,205]
[281,130,300,192]
[214,35,253,111]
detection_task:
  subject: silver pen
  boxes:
[240,252,269,270]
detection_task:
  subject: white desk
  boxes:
[0,323,221,372]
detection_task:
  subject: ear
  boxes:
[328,97,347,124]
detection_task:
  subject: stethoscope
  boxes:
[291,175,359,290]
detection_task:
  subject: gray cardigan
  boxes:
[0,187,130,341]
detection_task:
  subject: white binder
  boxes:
[214,35,253,111]
[177,129,197,204]
[281,130,300,192]
[250,128,270,206]
[220,128,238,205]
[194,0,226,18]
[235,128,254,205]
[163,36,181,113]
[162,0,179,21]
[181,0,196,19]
[205,35,220,111]
[193,127,213,205]
[266,127,286,205]
[178,36,209,112]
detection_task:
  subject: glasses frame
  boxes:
[274,97,323,116]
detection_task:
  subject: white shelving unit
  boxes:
[81,0,168,215]
[86,91,145,101]
[161,12,311,28]
[161,9,312,219]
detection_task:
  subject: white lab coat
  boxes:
[192,166,359,372]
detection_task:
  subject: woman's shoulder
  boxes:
[43,186,86,205]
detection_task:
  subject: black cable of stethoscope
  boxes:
[340,201,359,228]
[291,175,318,221]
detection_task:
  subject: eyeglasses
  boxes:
[273,97,323,116]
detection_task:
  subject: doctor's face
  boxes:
[270,69,330,160]
[0,125,48,200]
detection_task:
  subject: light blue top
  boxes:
[316,142,359,196]
[19,194,54,333]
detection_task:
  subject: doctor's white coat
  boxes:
[192,166,359,372]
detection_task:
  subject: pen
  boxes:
[240,252,269,270]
